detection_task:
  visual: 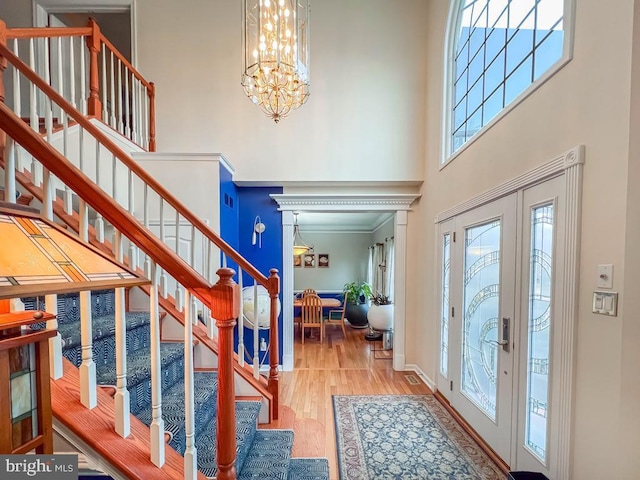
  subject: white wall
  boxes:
[134,0,427,184]
[293,230,370,292]
[418,0,638,478]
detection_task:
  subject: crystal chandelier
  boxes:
[241,0,310,123]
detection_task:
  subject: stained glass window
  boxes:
[9,344,38,448]
[525,205,554,461]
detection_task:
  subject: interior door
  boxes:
[448,194,517,462]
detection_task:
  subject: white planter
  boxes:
[367,304,394,331]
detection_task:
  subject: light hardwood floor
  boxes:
[265,322,432,479]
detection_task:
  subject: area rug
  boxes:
[333,394,505,480]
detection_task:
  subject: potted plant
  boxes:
[343,281,372,329]
[367,293,394,348]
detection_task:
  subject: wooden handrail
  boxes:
[5,26,92,39]
[99,31,151,89]
[0,40,269,287]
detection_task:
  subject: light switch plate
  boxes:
[592,291,618,316]
[597,264,613,289]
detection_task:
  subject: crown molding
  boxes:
[270,193,420,211]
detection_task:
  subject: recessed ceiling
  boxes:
[295,211,393,232]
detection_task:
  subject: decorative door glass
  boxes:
[441,233,451,377]
[9,343,38,448]
[462,220,501,420]
[525,205,554,461]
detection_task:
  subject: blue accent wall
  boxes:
[236,186,283,365]
[219,163,239,272]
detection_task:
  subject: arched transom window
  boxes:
[447,0,567,159]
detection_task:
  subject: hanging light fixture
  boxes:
[241,0,311,123]
[292,212,312,256]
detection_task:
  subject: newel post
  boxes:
[210,268,239,480]
[267,268,280,420]
[86,19,102,119]
[148,82,156,151]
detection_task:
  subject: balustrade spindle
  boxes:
[237,268,245,367]
[143,85,149,149]
[29,39,40,186]
[143,184,151,277]
[101,45,107,121]
[79,199,97,408]
[128,169,137,270]
[117,59,123,133]
[124,70,130,138]
[69,37,76,110]
[56,37,63,119]
[253,281,260,379]
[114,229,131,437]
[79,36,86,115]
[62,112,72,214]
[175,211,183,310]
[137,79,143,146]
[206,237,215,338]
[11,39,23,176]
[94,140,104,242]
[149,260,165,467]
[131,76,137,144]
[159,199,168,298]
[184,290,197,479]
[109,50,116,128]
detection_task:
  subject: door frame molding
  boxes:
[271,193,420,372]
[435,145,584,479]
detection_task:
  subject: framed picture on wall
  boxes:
[318,254,329,268]
[303,253,315,268]
[294,255,302,267]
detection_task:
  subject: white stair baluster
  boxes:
[101,45,107,121]
[56,37,64,118]
[237,268,245,366]
[79,199,97,408]
[183,290,197,479]
[114,230,131,437]
[137,79,143,146]
[28,39,41,186]
[62,112,72,214]
[4,137,16,204]
[11,39,24,174]
[127,169,137,270]
[79,36,86,116]
[117,59,123,133]
[69,37,77,110]
[41,159,63,380]
[190,226,197,325]
[149,260,165,467]
[143,85,149,149]
[143,184,151,278]
[131,77,137,144]
[94,140,104,242]
[174,212,183,311]
[253,281,260,379]
[159,199,168,298]
[109,50,116,128]
[124,70,130,138]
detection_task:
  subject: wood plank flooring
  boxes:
[267,324,432,479]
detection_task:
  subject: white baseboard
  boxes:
[403,364,436,391]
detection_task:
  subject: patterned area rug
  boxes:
[333,395,505,480]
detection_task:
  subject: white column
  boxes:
[392,210,408,371]
[114,230,131,438]
[149,261,165,467]
[183,290,197,479]
[281,210,295,371]
[79,200,97,408]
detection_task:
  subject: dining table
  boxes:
[293,297,342,308]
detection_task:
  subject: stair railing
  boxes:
[0,23,280,480]
[4,18,155,151]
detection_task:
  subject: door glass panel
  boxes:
[462,220,501,420]
[525,205,553,462]
[440,233,451,377]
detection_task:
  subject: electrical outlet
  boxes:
[259,338,267,352]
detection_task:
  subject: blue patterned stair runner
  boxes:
[24,290,329,479]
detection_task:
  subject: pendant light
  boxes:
[292,212,312,256]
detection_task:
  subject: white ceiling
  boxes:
[295,211,393,232]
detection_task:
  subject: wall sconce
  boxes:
[252,216,266,248]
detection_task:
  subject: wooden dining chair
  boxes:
[300,293,323,344]
[302,288,317,297]
[325,295,347,338]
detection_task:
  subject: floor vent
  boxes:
[404,374,420,385]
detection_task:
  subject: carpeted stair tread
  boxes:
[196,401,262,478]
[286,458,330,480]
[238,429,294,479]
[136,371,219,453]
[58,311,150,350]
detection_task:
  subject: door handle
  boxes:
[489,317,510,352]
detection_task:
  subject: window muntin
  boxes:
[448,0,565,156]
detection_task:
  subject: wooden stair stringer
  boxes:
[51,359,207,480]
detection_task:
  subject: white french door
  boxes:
[437,175,566,475]
[440,194,517,462]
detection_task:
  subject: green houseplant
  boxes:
[343,282,372,328]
